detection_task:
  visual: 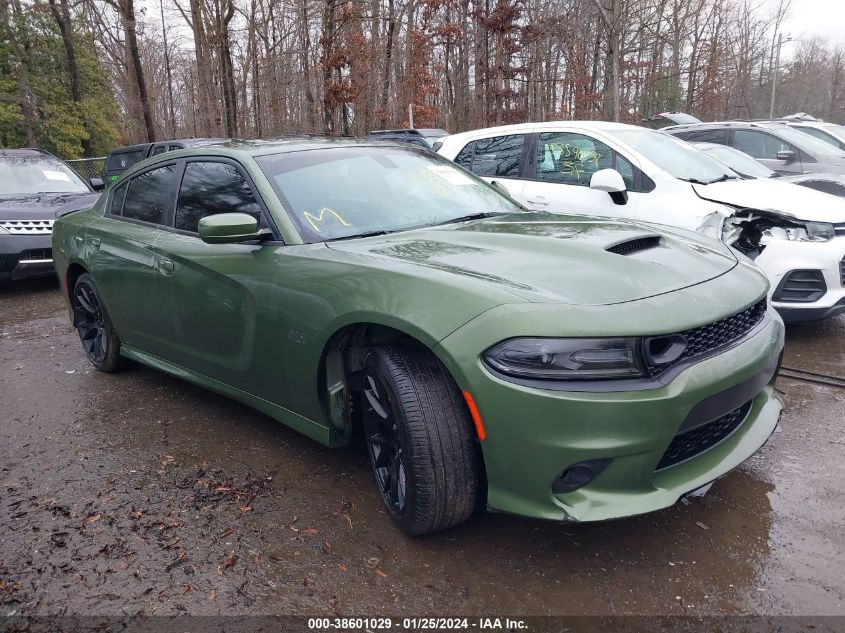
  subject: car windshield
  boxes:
[766,125,845,157]
[610,129,736,184]
[0,156,89,195]
[699,144,775,179]
[256,146,523,242]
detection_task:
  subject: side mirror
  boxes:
[198,213,261,244]
[490,180,512,197]
[89,177,105,191]
[776,149,796,163]
[590,169,628,205]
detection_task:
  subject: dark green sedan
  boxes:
[53,139,784,535]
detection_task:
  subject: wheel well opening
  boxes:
[318,324,430,444]
[65,263,88,301]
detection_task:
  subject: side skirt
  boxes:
[120,344,337,447]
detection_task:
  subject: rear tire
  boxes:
[72,273,125,373]
[360,345,482,535]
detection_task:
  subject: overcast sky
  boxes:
[771,0,845,47]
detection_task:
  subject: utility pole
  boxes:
[408,104,414,129]
[769,33,793,119]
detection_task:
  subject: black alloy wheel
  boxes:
[362,371,407,514]
[71,273,125,372]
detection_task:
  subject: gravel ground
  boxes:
[1,278,844,626]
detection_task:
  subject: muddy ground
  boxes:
[1,278,843,622]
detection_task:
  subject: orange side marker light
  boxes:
[462,390,486,441]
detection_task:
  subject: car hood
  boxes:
[693,179,845,223]
[327,213,738,305]
[0,192,99,220]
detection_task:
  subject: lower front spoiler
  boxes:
[552,390,782,523]
[776,297,845,323]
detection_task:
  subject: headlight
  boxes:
[483,337,646,380]
[764,222,835,243]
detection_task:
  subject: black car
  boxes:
[366,128,448,149]
[102,138,228,185]
[0,148,100,286]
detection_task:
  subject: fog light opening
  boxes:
[552,458,612,495]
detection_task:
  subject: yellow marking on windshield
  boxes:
[304,208,352,234]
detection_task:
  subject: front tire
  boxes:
[72,273,125,373]
[360,345,482,535]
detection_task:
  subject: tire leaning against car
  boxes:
[71,273,125,373]
[360,345,483,535]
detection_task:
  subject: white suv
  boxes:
[437,121,845,322]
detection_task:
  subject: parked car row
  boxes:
[3,113,842,536]
[437,121,845,323]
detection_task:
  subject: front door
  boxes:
[731,129,804,174]
[150,159,285,400]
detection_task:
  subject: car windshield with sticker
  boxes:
[0,155,90,195]
[255,146,524,242]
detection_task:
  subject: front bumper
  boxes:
[0,234,55,281]
[756,235,845,322]
[436,304,784,523]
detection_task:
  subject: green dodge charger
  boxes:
[52,139,784,535]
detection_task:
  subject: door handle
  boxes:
[526,197,548,206]
[158,258,174,275]
[90,237,101,249]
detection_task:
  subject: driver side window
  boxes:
[536,132,614,186]
[175,161,262,234]
[733,130,791,160]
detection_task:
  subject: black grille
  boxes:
[606,235,661,256]
[673,299,767,364]
[657,400,753,470]
[840,257,845,286]
[772,270,826,303]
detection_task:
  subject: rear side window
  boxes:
[122,165,175,225]
[105,149,147,173]
[455,135,524,178]
[151,145,167,156]
[175,161,262,233]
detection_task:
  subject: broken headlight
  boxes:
[483,338,646,380]
[767,222,835,243]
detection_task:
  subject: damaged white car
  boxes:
[437,122,845,322]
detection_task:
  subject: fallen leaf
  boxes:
[220,529,234,538]
[88,513,101,524]
[238,506,252,514]
[376,570,388,578]
[159,455,175,467]
[209,589,217,602]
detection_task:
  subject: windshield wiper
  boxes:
[324,229,396,242]
[705,174,738,184]
[434,211,510,226]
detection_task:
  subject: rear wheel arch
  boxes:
[65,262,89,302]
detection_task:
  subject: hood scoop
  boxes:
[606,235,662,256]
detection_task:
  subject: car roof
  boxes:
[442,120,644,141]
[368,128,448,137]
[0,147,59,159]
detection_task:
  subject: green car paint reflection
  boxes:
[52,139,784,535]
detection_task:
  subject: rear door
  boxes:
[520,130,643,219]
[452,133,528,201]
[85,162,177,354]
[150,158,284,398]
